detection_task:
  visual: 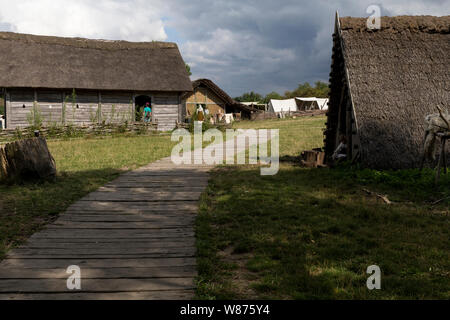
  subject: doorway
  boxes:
[135,95,152,121]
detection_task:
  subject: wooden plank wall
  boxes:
[101,92,133,124]
[9,89,34,128]
[153,93,180,131]
[64,90,99,126]
[5,89,153,129]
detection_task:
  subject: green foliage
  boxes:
[89,106,99,124]
[62,95,69,125]
[235,81,330,105]
[0,98,4,115]
[69,89,77,123]
[26,101,43,130]
[109,104,117,124]
[285,81,329,99]
[13,128,23,140]
[186,64,192,76]
[234,91,263,103]
[188,109,215,133]
[262,91,283,104]
[196,117,449,300]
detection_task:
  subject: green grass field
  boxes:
[0,135,177,259]
[0,116,448,300]
[196,116,450,300]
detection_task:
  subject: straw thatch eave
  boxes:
[0,32,193,92]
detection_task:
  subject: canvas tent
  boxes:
[268,99,298,113]
[324,13,450,169]
[296,98,329,111]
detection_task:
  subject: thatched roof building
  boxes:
[0,32,192,131]
[182,78,260,120]
[325,14,450,168]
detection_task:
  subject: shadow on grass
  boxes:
[0,168,123,260]
[196,165,450,300]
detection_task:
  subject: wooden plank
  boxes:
[80,192,202,202]
[0,257,196,269]
[19,238,196,246]
[48,220,194,229]
[57,215,195,223]
[16,240,196,250]
[5,90,11,129]
[0,290,194,300]
[8,253,195,260]
[30,230,194,239]
[10,88,34,102]
[66,202,199,212]
[0,266,196,279]
[0,278,195,293]
[10,246,195,255]
[98,185,207,190]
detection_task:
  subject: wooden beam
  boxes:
[5,89,11,129]
[98,91,102,124]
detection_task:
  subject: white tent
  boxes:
[295,97,329,110]
[268,99,298,113]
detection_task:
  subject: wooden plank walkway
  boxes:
[0,131,272,300]
[0,157,213,300]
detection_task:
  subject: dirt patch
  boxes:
[218,247,259,299]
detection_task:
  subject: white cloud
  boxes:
[0,0,167,41]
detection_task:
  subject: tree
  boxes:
[263,91,283,104]
[185,64,192,76]
[234,91,263,103]
[285,81,329,99]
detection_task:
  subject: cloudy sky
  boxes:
[0,0,448,96]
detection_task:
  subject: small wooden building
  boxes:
[325,14,450,169]
[182,78,259,120]
[0,32,192,131]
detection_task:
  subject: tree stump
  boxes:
[0,137,56,182]
[301,149,326,168]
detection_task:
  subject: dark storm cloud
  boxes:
[163,0,449,96]
[0,0,447,96]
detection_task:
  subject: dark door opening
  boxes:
[135,95,152,121]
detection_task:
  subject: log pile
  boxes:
[0,137,56,182]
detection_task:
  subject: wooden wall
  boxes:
[3,88,182,131]
[152,93,180,131]
[184,87,226,117]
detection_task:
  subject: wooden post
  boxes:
[5,89,11,129]
[132,93,136,123]
[98,91,102,124]
[62,92,66,124]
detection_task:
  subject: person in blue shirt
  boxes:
[143,102,152,123]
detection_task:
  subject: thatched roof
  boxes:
[326,15,450,169]
[0,32,193,92]
[190,78,236,106]
[186,78,261,114]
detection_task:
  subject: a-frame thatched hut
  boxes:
[325,14,450,169]
[0,32,192,131]
[182,78,260,120]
